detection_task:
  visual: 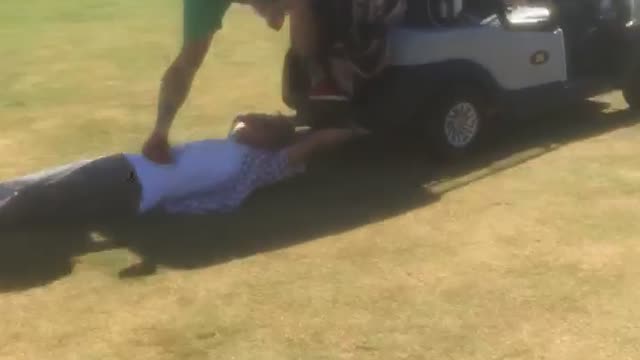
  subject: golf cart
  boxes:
[282,0,640,159]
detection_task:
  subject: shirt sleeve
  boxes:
[243,149,306,189]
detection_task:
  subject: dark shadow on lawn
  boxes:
[1,100,638,292]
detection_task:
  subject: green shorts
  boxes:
[183,0,232,43]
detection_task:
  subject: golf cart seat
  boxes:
[404,0,555,31]
[404,0,499,28]
[476,6,555,33]
[404,0,494,27]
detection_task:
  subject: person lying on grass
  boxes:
[0,114,368,229]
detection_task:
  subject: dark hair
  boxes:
[230,113,297,149]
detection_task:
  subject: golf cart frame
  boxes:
[283,0,640,160]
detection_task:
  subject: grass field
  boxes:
[3,1,640,359]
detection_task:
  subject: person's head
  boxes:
[230,113,297,149]
[242,0,290,31]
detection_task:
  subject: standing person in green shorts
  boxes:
[142,0,316,164]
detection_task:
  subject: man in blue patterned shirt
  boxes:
[0,114,367,228]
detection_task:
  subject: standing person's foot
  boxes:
[142,130,173,164]
[308,79,349,101]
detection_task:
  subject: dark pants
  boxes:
[0,154,142,229]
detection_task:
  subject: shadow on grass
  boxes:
[1,100,637,292]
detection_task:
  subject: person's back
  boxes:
[125,139,250,213]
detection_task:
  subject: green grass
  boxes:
[0,0,289,175]
[3,1,640,360]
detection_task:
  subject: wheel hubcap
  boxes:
[444,102,480,148]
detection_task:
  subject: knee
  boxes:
[167,38,212,79]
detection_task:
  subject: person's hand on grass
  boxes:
[142,130,173,164]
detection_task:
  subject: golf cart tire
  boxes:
[423,87,491,161]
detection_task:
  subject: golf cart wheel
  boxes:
[423,88,489,161]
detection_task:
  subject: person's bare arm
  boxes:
[142,37,213,164]
[286,126,369,166]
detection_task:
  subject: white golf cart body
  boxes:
[283,0,640,158]
[358,1,640,125]
[389,11,568,91]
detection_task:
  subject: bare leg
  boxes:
[288,0,318,58]
[142,36,213,164]
[329,58,355,95]
[288,0,326,86]
[288,0,347,97]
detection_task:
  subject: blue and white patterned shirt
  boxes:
[163,147,303,214]
[125,139,304,215]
